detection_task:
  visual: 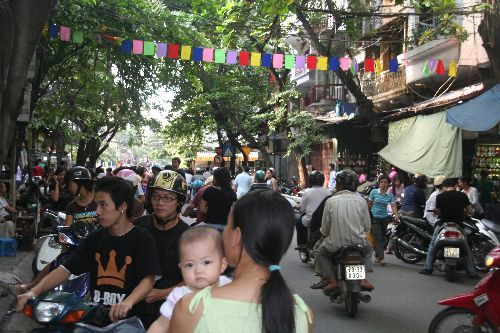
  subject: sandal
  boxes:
[310,280,328,289]
[323,285,339,296]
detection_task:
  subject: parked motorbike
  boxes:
[392,215,496,273]
[428,246,500,333]
[23,291,110,332]
[326,245,371,318]
[33,211,66,275]
[433,222,469,282]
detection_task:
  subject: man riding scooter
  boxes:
[419,178,479,278]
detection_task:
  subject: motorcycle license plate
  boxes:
[444,247,460,258]
[345,265,366,280]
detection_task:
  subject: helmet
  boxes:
[151,164,162,172]
[433,175,446,186]
[149,170,187,201]
[336,169,358,192]
[309,171,325,187]
[255,170,266,181]
[191,179,204,189]
[116,169,140,187]
[66,166,91,183]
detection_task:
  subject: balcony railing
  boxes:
[361,66,406,98]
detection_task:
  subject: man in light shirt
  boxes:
[423,175,446,226]
[233,166,252,199]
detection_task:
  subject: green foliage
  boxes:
[286,111,324,157]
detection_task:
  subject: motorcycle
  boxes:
[23,291,110,332]
[33,211,66,275]
[326,245,371,318]
[392,215,497,273]
[433,222,469,282]
[428,246,500,333]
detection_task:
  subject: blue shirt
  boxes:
[368,189,394,219]
[400,185,426,216]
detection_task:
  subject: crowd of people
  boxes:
[9,155,497,332]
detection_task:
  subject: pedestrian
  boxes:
[474,170,495,211]
[265,168,278,191]
[390,174,405,204]
[171,157,186,179]
[399,174,427,218]
[0,182,16,238]
[328,163,336,191]
[147,226,231,333]
[182,176,213,225]
[423,175,446,227]
[199,168,237,227]
[169,190,313,333]
[368,175,399,265]
[232,165,252,199]
[48,167,73,212]
[459,175,483,217]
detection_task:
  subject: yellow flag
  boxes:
[448,61,457,77]
[317,56,328,70]
[375,59,383,74]
[250,52,261,66]
[181,45,191,60]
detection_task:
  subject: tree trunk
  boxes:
[0,0,57,162]
[296,153,309,189]
[478,2,500,84]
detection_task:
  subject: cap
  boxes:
[433,175,446,186]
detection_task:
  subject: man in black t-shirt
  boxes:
[134,170,189,325]
[420,178,476,277]
[17,177,161,330]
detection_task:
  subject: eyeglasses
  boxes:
[151,195,177,203]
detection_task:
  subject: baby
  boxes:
[147,225,231,333]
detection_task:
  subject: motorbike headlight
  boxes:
[58,233,75,246]
[48,236,62,249]
[485,255,494,267]
[34,302,65,323]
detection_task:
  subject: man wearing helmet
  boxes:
[314,169,374,293]
[65,166,97,226]
[296,171,331,248]
[134,170,189,325]
[249,169,270,191]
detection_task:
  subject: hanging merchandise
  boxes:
[389,59,398,73]
[364,58,375,72]
[448,61,457,77]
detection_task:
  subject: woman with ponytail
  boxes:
[169,190,312,333]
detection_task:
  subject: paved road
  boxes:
[2,232,480,333]
[281,240,478,333]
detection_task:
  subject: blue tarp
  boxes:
[446,84,500,131]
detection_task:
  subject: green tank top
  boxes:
[188,286,311,333]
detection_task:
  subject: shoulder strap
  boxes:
[293,294,312,324]
[188,286,212,314]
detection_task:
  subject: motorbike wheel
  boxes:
[299,249,310,263]
[470,238,496,273]
[345,292,359,318]
[428,307,496,333]
[393,231,425,264]
[445,264,456,282]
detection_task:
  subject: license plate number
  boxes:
[345,265,366,280]
[444,247,460,258]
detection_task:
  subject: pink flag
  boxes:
[226,50,238,64]
[132,40,143,54]
[60,26,71,42]
[273,54,284,69]
[203,48,214,62]
[340,57,350,71]
[295,56,305,69]
[156,43,167,58]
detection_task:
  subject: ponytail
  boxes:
[261,270,295,333]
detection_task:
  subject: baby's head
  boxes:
[178,225,228,290]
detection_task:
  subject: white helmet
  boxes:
[116,169,140,187]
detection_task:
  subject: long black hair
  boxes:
[231,190,296,333]
[213,167,232,191]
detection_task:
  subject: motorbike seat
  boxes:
[481,219,500,233]
[401,215,434,232]
[333,245,365,260]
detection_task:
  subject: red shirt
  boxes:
[32,165,44,177]
[192,187,208,223]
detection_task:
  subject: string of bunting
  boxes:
[47,23,459,77]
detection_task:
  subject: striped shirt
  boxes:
[368,189,394,219]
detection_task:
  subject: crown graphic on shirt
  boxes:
[95,250,132,289]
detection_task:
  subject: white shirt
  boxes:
[159,276,232,319]
[233,172,252,198]
[203,171,211,180]
[329,171,336,190]
[184,173,193,185]
[0,197,10,218]
[300,186,332,227]
[424,190,439,226]
[463,187,483,214]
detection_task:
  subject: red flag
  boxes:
[239,51,249,66]
[103,34,116,42]
[167,44,180,58]
[307,55,317,70]
[365,58,375,72]
[436,59,446,75]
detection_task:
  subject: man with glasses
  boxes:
[134,170,189,326]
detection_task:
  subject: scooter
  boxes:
[33,211,66,275]
[428,246,500,333]
[326,245,372,318]
[23,291,110,332]
[433,222,470,282]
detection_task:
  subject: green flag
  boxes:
[214,49,226,63]
[284,54,295,69]
[72,31,84,44]
[422,60,430,76]
[143,41,155,56]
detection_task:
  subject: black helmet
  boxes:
[309,171,325,187]
[336,169,358,192]
[66,166,92,183]
[148,170,187,214]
